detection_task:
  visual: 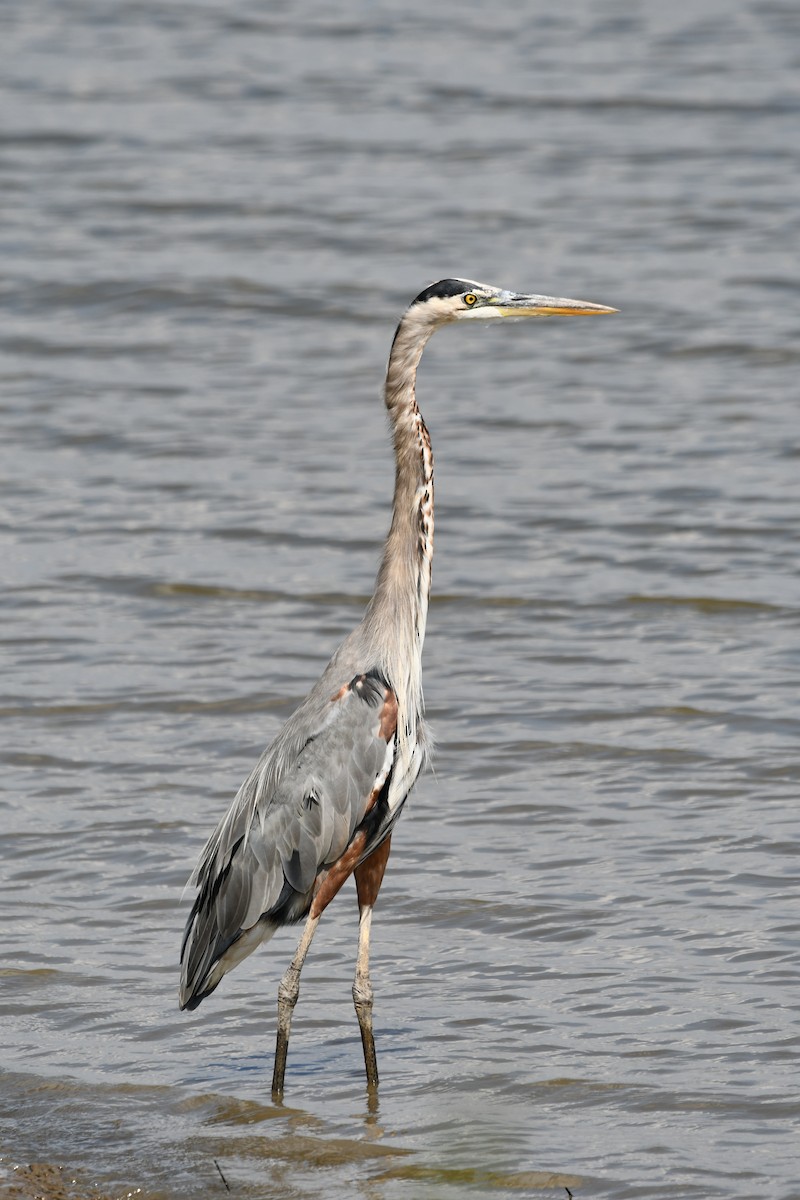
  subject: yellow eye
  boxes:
[464,293,477,306]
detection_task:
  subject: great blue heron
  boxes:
[179,278,615,1096]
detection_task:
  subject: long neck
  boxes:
[362,307,436,736]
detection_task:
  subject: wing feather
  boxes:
[179,670,400,1008]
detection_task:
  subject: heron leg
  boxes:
[272,911,320,1099]
[353,836,392,1090]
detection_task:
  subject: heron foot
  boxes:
[272,965,300,1098]
[271,913,320,1099]
[353,974,379,1088]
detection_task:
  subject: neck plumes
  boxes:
[363,306,436,750]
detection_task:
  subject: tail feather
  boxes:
[179,917,277,1010]
[179,875,311,1010]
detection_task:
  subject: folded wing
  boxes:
[179,671,397,1009]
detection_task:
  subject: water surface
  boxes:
[1,2,799,1198]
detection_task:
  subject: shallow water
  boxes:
[2,1,799,1198]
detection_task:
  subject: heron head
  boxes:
[409,278,617,325]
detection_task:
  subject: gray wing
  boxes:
[179,671,397,1008]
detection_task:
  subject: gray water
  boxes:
[1,1,799,1198]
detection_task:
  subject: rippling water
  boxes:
[2,2,799,1198]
